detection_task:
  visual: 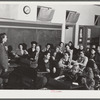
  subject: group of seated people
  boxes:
[5,41,100,90]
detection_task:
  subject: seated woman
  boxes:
[87,52,97,70]
[85,48,96,59]
[30,45,43,69]
[52,46,63,62]
[85,47,90,58]
[42,43,51,53]
[28,41,37,61]
[35,45,43,62]
[46,63,80,90]
[68,41,78,60]
[92,64,100,90]
[73,50,88,72]
[81,67,95,90]
[49,47,63,78]
[58,42,65,53]
[58,51,72,75]
[64,44,73,61]
[38,51,51,72]
[86,53,100,89]
[7,45,16,60]
[15,43,28,58]
[14,43,28,66]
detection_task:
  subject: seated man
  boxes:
[46,63,80,90]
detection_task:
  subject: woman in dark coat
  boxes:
[0,33,8,74]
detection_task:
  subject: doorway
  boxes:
[64,25,75,45]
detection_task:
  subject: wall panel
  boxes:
[37,29,61,49]
[0,20,62,51]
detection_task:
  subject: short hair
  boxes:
[0,33,6,43]
[68,41,74,49]
[44,51,51,56]
[59,42,64,46]
[8,45,13,51]
[91,48,96,51]
[64,51,70,56]
[18,43,23,49]
[56,46,60,49]
[65,43,69,47]
[68,41,73,44]
[31,41,37,45]
[46,43,51,47]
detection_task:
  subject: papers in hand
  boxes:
[54,75,65,80]
[72,82,79,85]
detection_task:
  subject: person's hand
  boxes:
[52,56,55,60]
[54,76,60,80]
[46,69,50,73]
[25,51,28,55]
[8,59,11,61]
[4,69,8,72]
[53,67,56,73]
[54,75,65,80]
[97,75,100,78]
[30,58,34,60]
[67,65,73,69]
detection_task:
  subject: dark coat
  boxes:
[0,43,8,71]
[38,58,53,72]
[28,48,36,59]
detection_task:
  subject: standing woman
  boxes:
[0,33,8,74]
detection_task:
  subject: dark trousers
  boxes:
[35,76,47,89]
[46,78,71,90]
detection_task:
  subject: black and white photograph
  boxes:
[0,1,100,98]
